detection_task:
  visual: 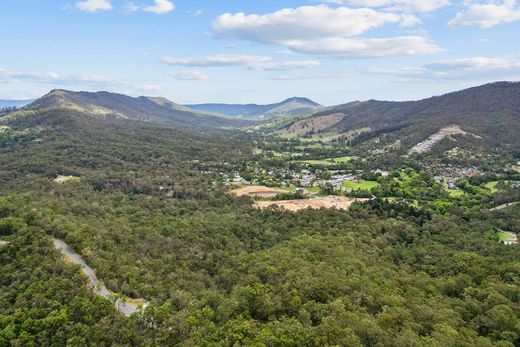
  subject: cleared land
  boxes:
[446,189,464,197]
[343,180,380,191]
[54,175,80,183]
[484,181,498,193]
[498,231,518,245]
[293,156,353,166]
[408,125,480,154]
[231,185,289,199]
[254,196,368,211]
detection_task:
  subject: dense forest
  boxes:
[1,100,520,346]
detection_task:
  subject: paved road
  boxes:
[53,238,147,316]
[490,202,519,211]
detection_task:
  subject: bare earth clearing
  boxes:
[231,185,289,198]
[409,125,480,154]
[254,196,368,212]
[54,175,80,183]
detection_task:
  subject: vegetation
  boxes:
[1,86,520,346]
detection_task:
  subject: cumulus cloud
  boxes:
[161,54,320,71]
[169,70,209,80]
[277,36,441,57]
[364,56,520,80]
[214,5,404,41]
[449,0,520,28]
[143,0,175,14]
[326,0,450,13]
[213,5,440,57]
[74,0,112,12]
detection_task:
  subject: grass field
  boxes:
[497,231,517,244]
[253,149,287,157]
[484,181,498,193]
[343,180,380,191]
[446,189,464,197]
[295,144,333,150]
[332,156,352,163]
[293,159,335,166]
[293,156,353,166]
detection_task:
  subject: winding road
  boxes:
[490,202,519,211]
[53,238,148,316]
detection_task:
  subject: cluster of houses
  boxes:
[224,167,388,192]
[432,165,482,189]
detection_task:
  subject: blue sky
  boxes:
[1,0,520,105]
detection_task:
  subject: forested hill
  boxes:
[185,97,322,119]
[280,82,520,151]
[23,89,254,129]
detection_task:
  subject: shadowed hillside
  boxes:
[281,82,520,151]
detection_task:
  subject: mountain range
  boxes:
[277,81,520,151]
[184,97,322,119]
[2,82,520,152]
[23,89,253,129]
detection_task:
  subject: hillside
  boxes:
[278,82,520,152]
[24,89,253,129]
[185,97,322,119]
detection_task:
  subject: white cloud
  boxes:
[74,0,112,12]
[161,54,320,71]
[143,0,175,15]
[449,0,520,28]
[162,54,270,67]
[214,5,403,41]
[279,36,441,57]
[213,5,440,57]
[169,70,209,80]
[364,56,520,80]
[123,2,140,13]
[342,0,450,13]
[400,13,422,27]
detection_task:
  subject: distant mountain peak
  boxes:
[184,97,322,119]
[281,97,320,106]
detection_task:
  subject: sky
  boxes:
[1,0,520,105]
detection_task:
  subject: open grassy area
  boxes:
[295,144,334,150]
[484,181,498,193]
[446,189,464,197]
[343,180,380,191]
[253,149,287,158]
[332,156,352,163]
[292,156,353,166]
[497,231,517,244]
[293,159,335,166]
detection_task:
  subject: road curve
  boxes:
[53,238,148,316]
